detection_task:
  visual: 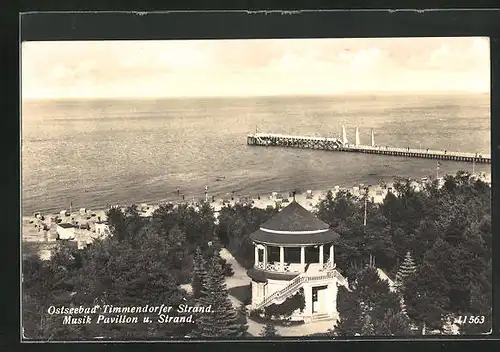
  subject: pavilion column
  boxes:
[300,246,305,272]
[319,245,324,266]
[330,245,334,268]
[263,245,268,269]
[254,246,259,266]
[280,246,285,272]
[304,285,313,316]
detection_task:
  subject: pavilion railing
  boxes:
[322,257,336,271]
[255,261,292,272]
[255,260,336,273]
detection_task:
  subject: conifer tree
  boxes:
[336,267,409,336]
[374,309,412,336]
[335,286,364,336]
[195,253,248,338]
[191,247,208,299]
[403,261,450,333]
[260,320,279,337]
[395,251,417,289]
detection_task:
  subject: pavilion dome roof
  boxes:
[250,200,339,246]
[260,200,330,232]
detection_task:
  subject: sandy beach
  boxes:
[21,184,361,251]
[22,171,491,249]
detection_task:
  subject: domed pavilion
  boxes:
[247,199,348,323]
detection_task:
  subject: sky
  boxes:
[21,37,490,100]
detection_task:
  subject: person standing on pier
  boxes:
[436,161,441,179]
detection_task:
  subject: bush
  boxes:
[248,309,304,327]
[264,289,305,319]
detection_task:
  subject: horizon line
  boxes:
[22,90,490,102]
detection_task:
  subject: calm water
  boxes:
[21,94,491,215]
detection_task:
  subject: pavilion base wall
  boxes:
[250,276,340,324]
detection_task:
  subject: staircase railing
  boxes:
[331,269,348,287]
[253,269,348,311]
[254,274,305,311]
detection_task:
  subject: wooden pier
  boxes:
[246,133,491,164]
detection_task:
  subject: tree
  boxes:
[403,261,450,333]
[394,251,417,289]
[195,254,248,337]
[162,226,190,283]
[260,320,279,337]
[335,267,408,336]
[123,204,146,241]
[151,202,216,250]
[315,190,336,225]
[459,280,491,335]
[374,309,412,336]
[22,242,87,340]
[105,207,127,241]
[74,230,189,339]
[316,189,358,228]
[364,211,397,272]
[412,219,439,263]
[319,171,491,335]
[335,286,363,336]
[191,247,208,299]
[315,190,372,279]
[215,204,275,269]
[355,267,402,324]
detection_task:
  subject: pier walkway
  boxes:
[246,133,490,164]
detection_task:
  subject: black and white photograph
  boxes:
[21,36,491,340]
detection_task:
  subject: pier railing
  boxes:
[247,133,490,164]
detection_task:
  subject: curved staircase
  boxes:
[253,258,348,311]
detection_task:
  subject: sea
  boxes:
[21,93,491,216]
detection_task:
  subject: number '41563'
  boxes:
[457,316,485,324]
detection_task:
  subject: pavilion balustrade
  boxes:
[254,243,335,274]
